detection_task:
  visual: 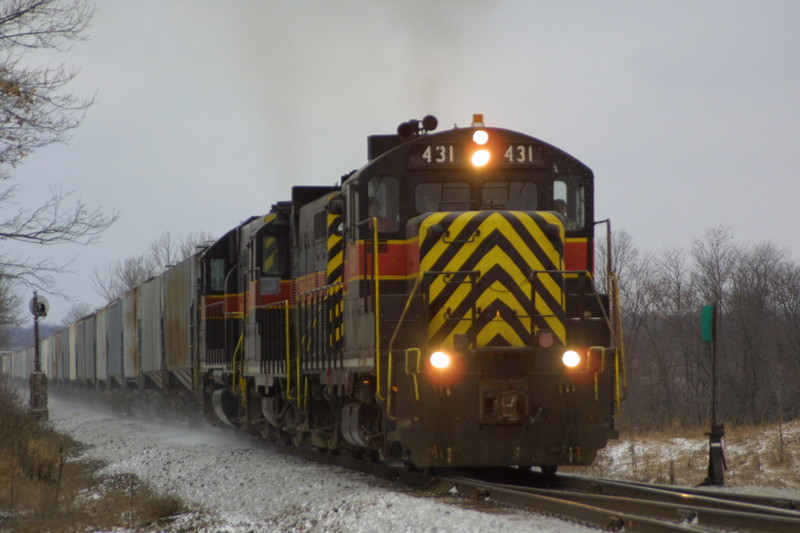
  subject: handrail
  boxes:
[231,331,245,398]
[371,218,383,402]
[404,348,422,401]
[530,269,615,342]
[593,218,626,414]
[281,300,298,402]
[530,268,626,414]
[255,299,297,402]
[611,272,627,416]
[382,270,478,412]
[383,273,426,415]
[385,347,424,421]
[291,281,344,403]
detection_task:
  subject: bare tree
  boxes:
[61,300,92,326]
[0,1,116,291]
[614,225,800,430]
[146,230,214,273]
[91,255,153,303]
[0,272,21,346]
[0,0,95,174]
[691,226,736,309]
[92,231,214,302]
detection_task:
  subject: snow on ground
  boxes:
[48,398,595,532]
[581,421,800,499]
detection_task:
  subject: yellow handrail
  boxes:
[611,273,627,416]
[231,331,244,394]
[386,347,424,421]
[281,300,300,402]
[384,273,425,414]
[372,218,383,402]
[404,348,422,401]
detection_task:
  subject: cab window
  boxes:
[210,258,225,291]
[261,235,284,276]
[414,182,470,213]
[553,179,585,230]
[367,176,399,232]
[481,181,537,210]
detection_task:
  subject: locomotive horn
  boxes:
[421,114,438,132]
[397,120,416,138]
[397,115,438,138]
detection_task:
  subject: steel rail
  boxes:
[570,475,800,511]
[552,475,800,518]
[446,476,701,532]
[449,473,800,533]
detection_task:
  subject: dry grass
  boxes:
[564,419,800,489]
[0,380,194,532]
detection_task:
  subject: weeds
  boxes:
[565,420,800,488]
[0,378,191,532]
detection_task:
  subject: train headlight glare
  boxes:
[562,350,581,368]
[472,129,489,145]
[471,149,490,167]
[430,351,451,369]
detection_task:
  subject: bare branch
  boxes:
[0,1,96,176]
[0,272,21,344]
[0,0,94,52]
[60,300,92,326]
[0,185,118,245]
[92,231,213,303]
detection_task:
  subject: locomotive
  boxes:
[3,114,624,472]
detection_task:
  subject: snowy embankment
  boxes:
[48,398,593,532]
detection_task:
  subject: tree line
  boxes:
[605,226,800,431]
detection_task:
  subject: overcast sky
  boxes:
[7,0,800,324]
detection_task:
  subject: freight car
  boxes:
[5,115,624,472]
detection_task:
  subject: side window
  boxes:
[553,179,585,231]
[482,181,537,210]
[346,184,358,241]
[261,235,284,276]
[210,258,225,292]
[414,182,470,213]
[367,176,399,232]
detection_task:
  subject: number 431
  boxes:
[504,145,536,163]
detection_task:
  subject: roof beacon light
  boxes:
[471,113,485,127]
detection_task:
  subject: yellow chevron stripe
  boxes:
[422,213,562,307]
[476,316,527,347]
[420,211,566,348]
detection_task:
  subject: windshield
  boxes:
[414,182,471,213]
[413,179,538,214]
[481,181,537,209]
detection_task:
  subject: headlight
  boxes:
[562,350,581,368]
[472,129,489,145]
[430,351,451,369]
[471,149,490,167]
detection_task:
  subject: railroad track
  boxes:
[444,471,800,532]
[269,442,800,532]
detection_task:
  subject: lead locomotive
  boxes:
[8,115,624,472]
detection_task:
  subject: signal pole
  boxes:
[700,303,725,486]
[29,291,49,421]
